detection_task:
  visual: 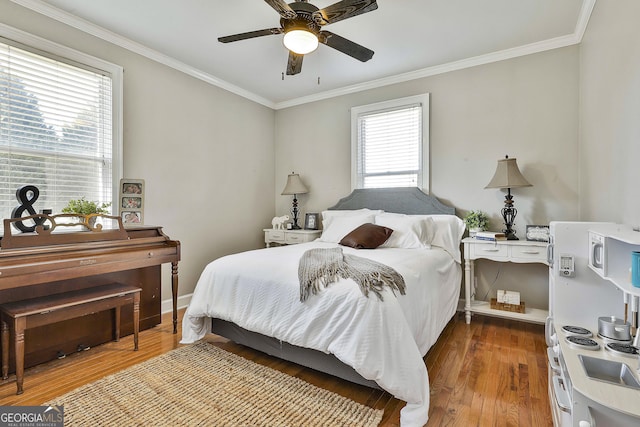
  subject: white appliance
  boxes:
[547,222,621,332]
[546,221,640,427]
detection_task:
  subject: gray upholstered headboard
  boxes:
[328,187,456,216]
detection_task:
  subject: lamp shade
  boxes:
[281,172,309,195]
[484,156,532,189]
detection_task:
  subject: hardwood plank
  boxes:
[0,311,551,426]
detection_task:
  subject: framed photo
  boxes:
[119,179,144,225]
[122,211,142,224]
[526,225,550,242]
[304,213,319,230]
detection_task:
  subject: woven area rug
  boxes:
[47,341,383,426]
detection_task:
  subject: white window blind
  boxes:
[351,94,429,190]
[0,37,114,220]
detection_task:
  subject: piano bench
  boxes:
[0,283,141,395]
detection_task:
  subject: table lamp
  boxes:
[484,155,532,240]
[281,172,309,229]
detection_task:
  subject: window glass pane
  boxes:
[355,102,423,189]
[0,38,113,220]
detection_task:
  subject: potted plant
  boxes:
[464,210,489,237]
[62,197,111,227]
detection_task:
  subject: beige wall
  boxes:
[579,0,640,226]
[275,47,580,308]
[1,1,276,300]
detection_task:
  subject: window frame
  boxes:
[350,93,430,192]
[0,23,123,213]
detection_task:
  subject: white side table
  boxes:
[462,237,549,324]
[264,229,321,247]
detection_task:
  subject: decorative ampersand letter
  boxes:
[11,185,40,233]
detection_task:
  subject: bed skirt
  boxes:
[211,318,381,390]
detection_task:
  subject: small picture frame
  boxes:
[304,213,319,230]
[119,179,144,225]
[121,211,142,224]
[526,225,550,242]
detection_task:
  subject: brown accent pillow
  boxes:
[339,223,394,249]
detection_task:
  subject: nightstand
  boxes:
[263,229,321,247]
[462,237,549,324]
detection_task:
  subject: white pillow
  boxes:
[373,212,466,261]
[374,213,433,249]
[321,208,383,222]
[319,213,377,243]
[427,215,466,262]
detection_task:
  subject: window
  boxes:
[0,25,122,221]
[351,94,429,190]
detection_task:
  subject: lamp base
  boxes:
[290,195,302,230]
[501,191,519,241]
[503,222,518,240]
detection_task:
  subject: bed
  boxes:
[181,187,465,427]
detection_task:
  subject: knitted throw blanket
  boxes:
[298,247,406,302]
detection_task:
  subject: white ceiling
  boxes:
[17,0,593,109]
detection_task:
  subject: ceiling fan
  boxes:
[218,0,378,76]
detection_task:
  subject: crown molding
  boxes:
[274,33,582,110]
[574,0,596,41]
[9,0,276,109]
[12,0,595,111]
[275,0,595,109]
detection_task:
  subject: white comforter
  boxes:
[181,241,461,427]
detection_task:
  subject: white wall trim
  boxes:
[162,293,192,315]
[574,0,597,41]
[9,0,275,109]
[11,0,595,111]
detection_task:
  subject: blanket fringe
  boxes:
[298,248,406,302]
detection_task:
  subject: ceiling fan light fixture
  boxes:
[283,29,319,55]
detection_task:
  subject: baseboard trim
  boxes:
[161,293,192,315]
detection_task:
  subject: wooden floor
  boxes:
[0,309,552,427]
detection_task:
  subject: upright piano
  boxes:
[0,215,180,372]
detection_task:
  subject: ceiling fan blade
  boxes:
[286,52,304,75]
[319,31,374,62]
[218,28,283,43]
[264,0,298,20]
[313,0,377,25]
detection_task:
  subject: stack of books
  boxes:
[474,231,507,241]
